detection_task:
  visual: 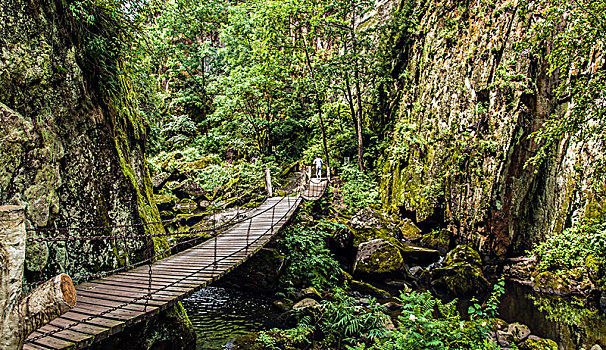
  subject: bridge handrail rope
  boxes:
[26,180,302,235]
[25,194,301,345]
[23,194,299,291]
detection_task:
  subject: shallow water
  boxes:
[182,286,282,350]
[499,281,606,349]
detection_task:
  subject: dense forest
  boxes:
[1,0,605,349]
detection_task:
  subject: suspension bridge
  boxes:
[16,173,329,349]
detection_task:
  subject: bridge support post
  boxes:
[0,205,76,349]
[265,168,273,197]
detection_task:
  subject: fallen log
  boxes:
[0,205,76,349]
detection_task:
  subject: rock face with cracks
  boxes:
[0,1,190,347]
[378,0,605,259]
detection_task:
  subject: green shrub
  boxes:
[531,216,606,273]
[369,279,505,350]
[339,165,380,212]
[320,288,388,348]
[281,220,343,292]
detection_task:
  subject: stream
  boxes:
[182,286,282,350]
[499,281,605,349]
[183,282,605,350]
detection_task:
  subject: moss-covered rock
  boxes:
[399,219,422,241]
[153,193,178,212]
[350,279,392,299]
[400,245,441,266]
[430,263,489,297]
[354,238,409,278]
[420,229,452,254]
[347,208,401,247]
[443,244,482,266]
[518,337,559,350]
[430,245,489,296]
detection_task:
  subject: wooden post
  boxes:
[326,166,331,182]
[0,205,76,349]
[265,168,273,197]
[307,166,312,181]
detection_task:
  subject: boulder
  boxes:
[401,245,441,266]
[293,298,320,309]
[420,229,452,254]
[430,245,489,297]
[381,302,402,311]
[153,193,178,212]
[347,209,400,247]
[496,330,512,347]
[518,337,558,350]
[300,286,322,300]
[350,279,392,299]
[443,244,482,266]
[409,266,424,277]
[430,263,489,297]
[273,300,291,312]
[590,345,603,350]
[353,238,407,277]
[399,219,422,241]
[174,178,206,198]
[152,171,172,190]
[507,322,531,342]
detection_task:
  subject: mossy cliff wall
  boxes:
[379,0,604,259]
[0,0,164,283]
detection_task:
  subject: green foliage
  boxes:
[319,288,388,348]
[531,216,606,273]
[521,0,606,185]
[281,220,343,292]
[339,164,380,212]
[371,279,504,350]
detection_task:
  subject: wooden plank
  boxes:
[28,332,76,350]
[90,276,193,294]
[76,288,167,306]
[73,301,148,325]
[77,295,160,316]
[23,343,53,350]
[58,311,125,334]
[77,281,184,298]
[33,324,94,348]
[49,317,110,343]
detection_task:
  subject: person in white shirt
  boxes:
[312,156,323,178]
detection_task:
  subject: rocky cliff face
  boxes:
[379,0,604,259]
[0,0,161,283]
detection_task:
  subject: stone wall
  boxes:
[379,0,604,259]
[0,0,161,283]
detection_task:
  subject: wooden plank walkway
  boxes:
[23,196,301,350]
[302,178,328,200]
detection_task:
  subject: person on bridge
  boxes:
[313,156,323,178]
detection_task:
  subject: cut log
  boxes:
[17,274,77,339]
[0,206,76,349]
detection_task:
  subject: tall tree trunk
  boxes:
[302,41,330,167]
[350,7,364,171]
[354,71,364,171]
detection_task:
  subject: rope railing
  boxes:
[23,195,296,290]
[25,194,302,345]
[23,172,329,348]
